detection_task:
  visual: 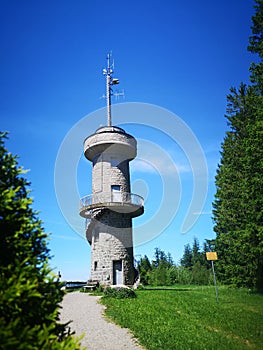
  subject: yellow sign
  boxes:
[206,252,218,261]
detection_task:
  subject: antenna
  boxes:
[103,53,120,127]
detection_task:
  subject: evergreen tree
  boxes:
[192,237,201,265]
[138,255,152,285]
[180,244,192,269]
[202,240,214,269]
[152,248,173,268]
[167,252,174,266]
[139,244,213,287]
[152,247,161,267]
[248,0,263,92]
[0,133,81,349]
[213,0,263,290]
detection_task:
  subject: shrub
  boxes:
[192,262,211,285]
[0,132,81,349]
[103,287,136,299]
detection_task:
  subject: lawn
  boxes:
[101,285,263,350]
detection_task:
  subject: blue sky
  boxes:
[0,0,255,280]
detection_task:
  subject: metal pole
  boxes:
[211,260,219,302]
[106,54,112,126]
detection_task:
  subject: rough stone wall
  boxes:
[92,153,131,194]
[84,128,138,286]
[90,210,134,285]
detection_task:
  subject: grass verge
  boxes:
[101,285,263,350]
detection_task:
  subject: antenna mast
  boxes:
[103,53,119,127]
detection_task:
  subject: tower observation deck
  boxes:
[79,55,144,286]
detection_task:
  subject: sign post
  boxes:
[206,252,219,302]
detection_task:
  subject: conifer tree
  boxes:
[192,238,201,265]
[138,255,152,285]
[180,244,192,269]
[0,132,81,349]
[213,0,263,290]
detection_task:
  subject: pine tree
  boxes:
[152,247,161,267]
[0,132,81,349]
[248,0,263,93]
[213,0,263,290]
[202,240,214,269]
[167,252,174,266]
[192,238,201,265]
[138,255,152,285]
[180,244,192,269]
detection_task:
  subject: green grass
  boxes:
[101,285,263,350]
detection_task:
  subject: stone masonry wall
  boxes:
[84,127,138,286]
[92,153,131,194]
[90,210,134,285]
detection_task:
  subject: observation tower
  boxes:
[79,54,144,286]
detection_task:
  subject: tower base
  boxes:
[87,209,135,286]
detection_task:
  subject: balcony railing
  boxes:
[79,192,144,218]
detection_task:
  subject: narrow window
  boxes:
[94,261,98,271]
[111,185,121,202]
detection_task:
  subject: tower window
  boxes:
[94,261,98,271]
[111,185,121,202]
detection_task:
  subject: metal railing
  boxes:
[79,192,144,210]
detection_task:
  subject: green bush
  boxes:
[0,132,82,349]
[103,287,136,299]
[192,262,211,285]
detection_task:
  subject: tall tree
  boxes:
[180,244,192,269]
[0,133,81,349]
[192,237,201,265]
[202,240,215,269]
[138,255,152,285]
[248,0,263,92]
[213,0,263,290]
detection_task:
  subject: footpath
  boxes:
[60,292,144,350]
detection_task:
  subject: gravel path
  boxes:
[60,292,144,350]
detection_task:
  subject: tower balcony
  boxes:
[79,192,144,218]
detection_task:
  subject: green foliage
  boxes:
[139,248,177,286]
[103,287,136,299]
[248,0,263,91]
[180,243,192,268]
[174,265,193,285]
[180,239,212,285]
[137,255,152,285]
[102,286,263,350]
[152,247,173,268]
[88,283,104,295]
[0,132,81,349]
[147,262,171,286]
[181,238,211,269]
[191,261,211,285]
[138,244,213,287]
[213,1,263,290]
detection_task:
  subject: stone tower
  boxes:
[79,55,144,286]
